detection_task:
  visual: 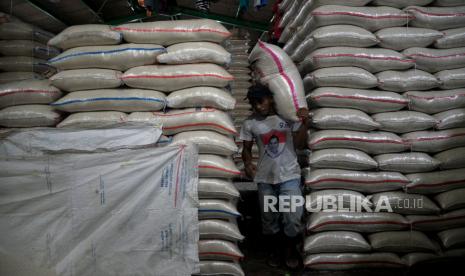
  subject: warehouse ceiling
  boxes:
[0,0,275,35]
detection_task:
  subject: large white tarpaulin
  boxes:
[0,126,199,276]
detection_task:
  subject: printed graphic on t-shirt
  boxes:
[260,130,286,159]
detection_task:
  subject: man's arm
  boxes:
[242,140,257,179]
[293,108,310,150]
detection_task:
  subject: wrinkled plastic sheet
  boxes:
[0,126,199,276]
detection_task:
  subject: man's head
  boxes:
[246,84,274,117]
[268,135,279,154]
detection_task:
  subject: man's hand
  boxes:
[297,107,311,126]
[244,163,257,179]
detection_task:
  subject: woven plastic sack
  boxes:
[371,191,440,215]
[171,131,237,156]
[0,72,43,84]
[304,67,378,91]
[301,47,414,74]
[198,240,243,261]
[249,41,307,122]
[434,0,465,6]
[0,105,62,128]
[148,108,237,136]
[0,40,60,60]
[434,27,465,49]
[372,0,433,8]
[199,220,244,242]
[435,68,465,89]
[49,69,123,92]
[0,56,55,75]
[307,212,409,232]
[405,6,465,30]
[434,147,465,170]
[198,178,240,200]
[278,0,300,29]
[435,188,465,212]
[0,22,54,44]
[309,130,408,154]
[157,42,231,65]
[304,231,371,254]
[0,79,61,108]
[434,108,465,130]
[375,152,440,173]
[308,87,409,113]
[199,154,240,178]
[309,149,378,170]
[305,169,408,193]
[376,70,439,92]
[311,108,380,131]
[57,111,128,128]
[166,87,235,110]
[402,253,440,267]
[403,47,465,72]
[122,64,233,92]
[372,111,437,133]
[375,27,442,50]
[306,189,371,210]
[48,24,122,50]
[199,199,241,220]
[48,44,165,71]
[368,231,438,253]
[405,89,465,114]
[438,227,465,249]
[199,261,244,276]
[304,253,404,270]
[113,19,231,45]
[51,89,166,113]
[402,128,465,152]
[406,168,465,194]
[288,25,378,62]
[408,209,465,231]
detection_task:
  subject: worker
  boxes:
[240,83,310,269]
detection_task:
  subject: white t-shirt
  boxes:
[240,114,301,184]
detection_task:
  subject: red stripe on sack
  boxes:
[314,53,415,63]
[404,132,465,142]
[198,252,243,260]
[409,179,465,189]
[122,74,234,80]
[0,90,59,97]
[413,214,465,225]
[309,261,404,266]
[163,123,237,134]
[198,165,241,175]
[406,53,465,59]
[406,7,465,17]
[306,178,409,185]
[407,93,465,100]
[311,11,413,19]
[173,145,184,208]
[311,93,408,104]
[152,108,216,116]
[310,220,408,231]
[258,41,300,112]
[112,27,231,36]
[309,137,405,147]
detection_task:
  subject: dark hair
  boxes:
[246,83,273,105]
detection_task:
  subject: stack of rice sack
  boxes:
[223,29,256,180]
[0,14,62,128]
[275,0,465,270]
[104,20,243,276]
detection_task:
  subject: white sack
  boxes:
[304,253,404,270]
[0,72,43,84]
[402,128,465,152]
[57,112,128,129]
[406,168,465,194]
[371,191,440,215]
[434,147,465,169]
[198,178,240,200]
[311,108,380,131]
[368,231,437,253]
[372,0,433,8]
[0,22,54,44]
[434,0,465,6]
[122,64,233,92]
[51,89,166,112]
[376,70,439,92]
[48,24,122,50]
[0,105,62,128]
[309,130,408,154]
[198,199,241,220]
[308,87,408,113]
[405,89,465,114]
[166,87,235,110]
[435,68,465,89]
[306,189,371,210]
[309,149,378,170]
[0,56,55,75]
[48,44,165,71]
[49,69,123,92]
[434,108,465,130]
[438,227,465,249]
[405,6,465,30]
[113,19,231,45]
[278,0,301,29]
[304,231,371,254]
[402,253,440,267]
[199,261,244,276]
[171,131,238,156]
[0,79,61,108]
[157,42,231,65]
[198,154,241,178]
[372,111,437,133]
[304,67,378,90]
[0,40,60,59]
[402,47,465,72]
[199,220,244,242]
[374,152,440,173]
[408,209,465,231]
[435,188,465,212]
[434,27,465,49]
[198,240,243,262]
[375,27,442,50]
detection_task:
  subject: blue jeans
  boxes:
[257,178,303,237]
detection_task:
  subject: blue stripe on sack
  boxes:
[51,97,165,106]
[198,209,241,217]
[48,47,166,63]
